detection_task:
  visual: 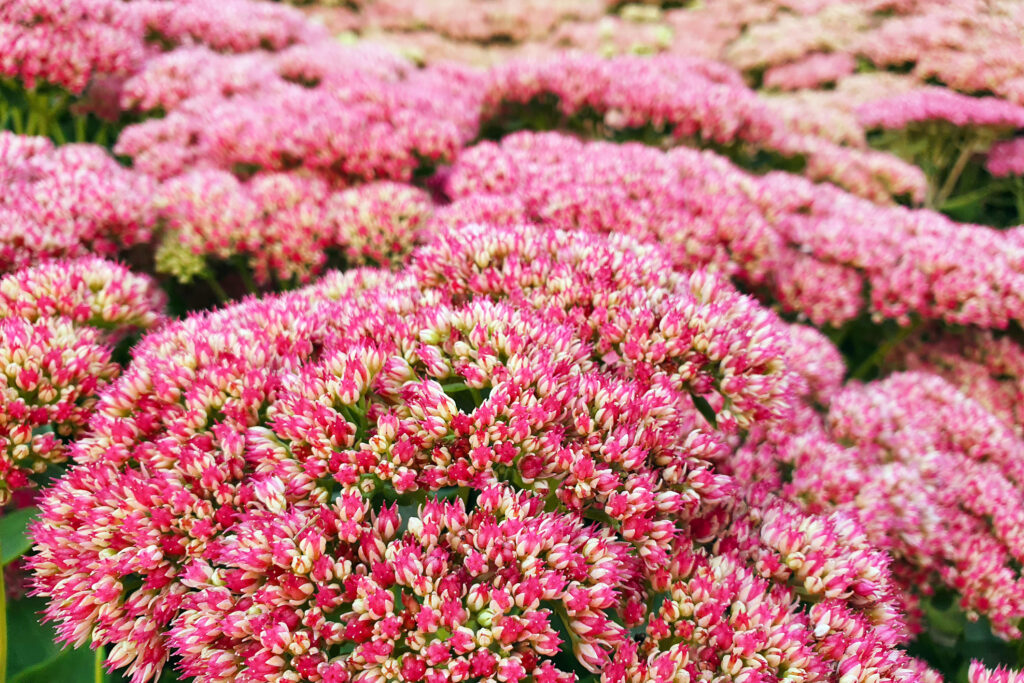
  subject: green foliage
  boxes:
[6,597,95,682]
[0,508,37,567]
[0,78,122,147]
[909,591,1024,681]
[869,122,1021,223]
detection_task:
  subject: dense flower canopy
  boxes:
[2,0,1024,681]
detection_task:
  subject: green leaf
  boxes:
[6,597,60,679]
[5,596,103,682]
[1,506,38,566]
[9,645,96,683]
[691,394,717,429]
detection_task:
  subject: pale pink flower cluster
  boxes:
[29,225,930,683]
[987,137,1024,178]
[153,171,435,287]
[856,2,1024,105]
[483,52,926,202]
[763,93,867,147]
[856,87,1024,131]
[116,42,484,182]
[0,132,156,272]
[740,370,1024,639]
[131,0,326,53]
[546,16,678,60]
[0,258,164,502]
[329,182,434,267]
[886,328,1024,436]
[763,52,857,91]
[361,0,606,43]
[723,3,870,72]
[0,0,143,92]
[153,169,335,287]
[445,132,1023,328]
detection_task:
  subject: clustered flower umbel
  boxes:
[762,52,857,91]
[153,171,435,287]
[987,137,1024,178]
[444,132,1024,330]
[482,52,927,203]
[735,367,1024,641]
[0,0,324,95]
[0,258,164,502]
[0,132,156,272]
[885,327,1024,438]
[153,169,336,288]
[30,224,934,683]
[667,0,1024,109]
[0,0,143,93]
[355,0,607,44]
[855,87,1024,132]
[115,40,484,183]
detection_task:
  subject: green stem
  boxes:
[9,109,23,135]
[94,645,104,683]
[75,115,87,144]
[1015,177,1024,225]
[24,108,37,137]
[237,261,258,295]
[932,141,976,209]
[201,272,230,304]
[51,117,67,145]
[0,543,7,683]
[850,318,922,381]
[938,179,1008,211]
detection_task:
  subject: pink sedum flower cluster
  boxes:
[29,225,931,683]
[153,169,336,287]
[10,0,1024,680]
[987,137,1024,178]
[0,0,326,99]
[0,257,166,334]
[885,328,1024,437]
[444,132,1024,329]
[153,171,435,287]
[115,42,484,182]
[0,0,143,92]
[762,52,858,91]
[971,662,1024,683]
[131,0,326,53]
[0,258,164,502]
[482,52,926,202]
[329,182,434,268]
[739,369,1024,640]
[0,317,118,500]
[408,223,794,432]
[856,87,1024,132]
[0,132,156,272]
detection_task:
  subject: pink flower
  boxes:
[0,134,156,271]
[0,317,119,502]
[0,257,165,337]
[970,661,1024,683]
